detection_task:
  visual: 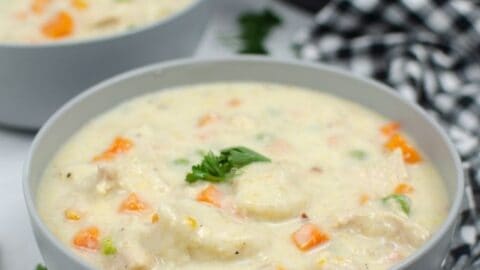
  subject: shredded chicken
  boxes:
[234,162,309,221]
[141,199,267,262]
[95,165,119,194]
[334,212,430,248]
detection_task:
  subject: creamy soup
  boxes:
[0,0,192,43]
[38,82,449,270]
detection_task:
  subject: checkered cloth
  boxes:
[293,0,480,269]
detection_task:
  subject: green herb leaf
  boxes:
[350,150,367,160]
[186,146,271,183]
[236,9,282,54]
[382,194,411,215]
[255,133,273,142]
[173,158,189,166]
[36,264,47,270]
[222,146,271,167]
[101,238,117,256]
[195,149,207,157]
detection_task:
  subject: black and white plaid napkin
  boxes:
[294,0,480,269]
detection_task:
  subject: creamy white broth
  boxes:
[37,82,449,270]
[0,0,192,43]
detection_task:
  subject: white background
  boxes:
[0,1,312,269]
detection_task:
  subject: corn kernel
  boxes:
[185,216,198,229]
[151,213,159,224]
[65,209,81,221]
[317,258,327,266]
[71,0,88,10]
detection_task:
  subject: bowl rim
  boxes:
[23,56,465,269]
[0,0,204,49]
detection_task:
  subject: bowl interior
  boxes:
[25,57,464,269]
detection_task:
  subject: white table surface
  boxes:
[0,1,312,269]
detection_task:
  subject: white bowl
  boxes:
[0,0,211,129]
[24,57,464,270]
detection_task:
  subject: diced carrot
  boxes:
[292,223,329,251]
[228,98,242,107]
[151,213,159,224]
[359,194,370,205]
[41,11,74,39]
[93,136,133,162]
[385,134,422,164]
[31,0,50,14]
[196,185,222,207]
[119,193,148,213]
[381,122,400,137]
[73,226,100,250]
[71,0,88,10]
[197,113,220,127]
[394,183,414,195]
[64,209,81,221]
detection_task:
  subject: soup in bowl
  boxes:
[24,58,464,270]
[0,0,193,43]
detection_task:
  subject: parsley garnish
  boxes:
[186,146,271,183]
[36,265,47,270]
[349,150,367,160]
[237,9,282,54]
[382,194,411,215]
